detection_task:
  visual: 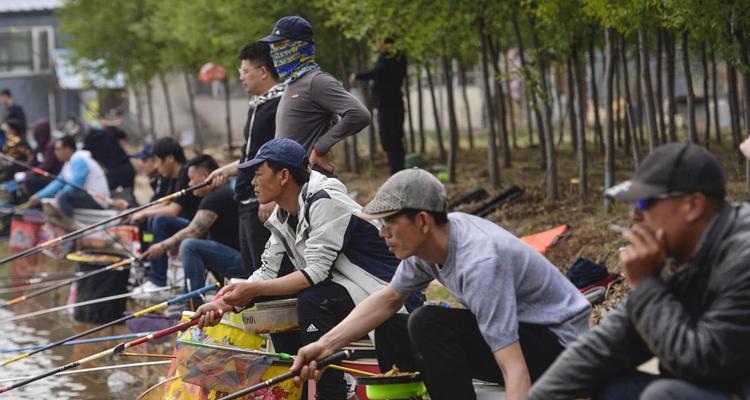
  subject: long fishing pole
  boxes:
[0,181,210,266]
[0,285,175,323]
[1,283,218,366]
[0,278,74,294]
[222,349,358,400]
[0,257,135,308]
[0,152,113,205]
[0,313,212,393]
[0,332,155,354]
[0,360,172,384]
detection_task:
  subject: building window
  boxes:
[0,27,54,75]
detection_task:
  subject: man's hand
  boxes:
[292,341,336,384]
[258,202,276,223]
[27,195,40,207]
[207,166,230,187]
[141,242,168,260]
[620,224,668,287]
[111,199,129,211]
[218,282,258,308]
[194,300,233,328]
[130,211,146,225]
[348,73,357,87]
[309,149,335,174]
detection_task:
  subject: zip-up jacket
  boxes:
[529,202,750,399]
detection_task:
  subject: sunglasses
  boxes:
[633,191,686,211]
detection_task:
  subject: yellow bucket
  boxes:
[158,312,301,400]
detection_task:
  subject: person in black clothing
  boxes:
[83,125,136,191]
[142,155,245,305]
[207,42,288,274]
[1,89,27,136]
[350,40,407,174]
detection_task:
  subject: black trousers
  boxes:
[377,106,405,175]
[376,305,565,400]
[238,200,267,274]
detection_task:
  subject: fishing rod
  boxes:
[0,257,135,308]
[223,349,360,400]
[0,152,113,205]
[0,313,213,393]
[0,285,175,323]
[0,332,155,354]
[1,283,218,366]
[0,360,172,384]
[0,277,75,294]
[0,181,210,266]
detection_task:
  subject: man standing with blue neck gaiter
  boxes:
[260,16,370,175]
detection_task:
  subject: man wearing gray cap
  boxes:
[529,142,750,400]
[291,167,590,400]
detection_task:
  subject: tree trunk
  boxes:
[338,38,358,173]
[158,72,175,137]
[566,53,579,161]
[183,72,204,151]
[604,28,617,211]
[442,54,460,183]
[681,31,698,142]
[711,43,721,144]
[735,28,750,191]
[728,63,741,147]
[458,60,475,149]
[478,17,501,189]
[634,32,644,146]
[620,34,641,165]
[356,45,376,164]
[588,34,604,153]
[404,67,416,153]
[512,6,546,168]
[573,45,588,201]
[529,15,557,198]
[425,62,446,161]
[145,80,156,141]
[553,65,567,145]
[503,52,518,149]
[638,30,659,152]
[666,30,677,142]
[488,36,511,167]
[133,84,146,141]
[417,64,426,154]
[614,56,623,150]
[701,42,711,147]
[656,29,667,143]
[223,78,233,158]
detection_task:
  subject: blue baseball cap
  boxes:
[129,143,153,159]
[259,16,314,44]
[239,138,309,172]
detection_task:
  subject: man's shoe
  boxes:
[132,281,174,301]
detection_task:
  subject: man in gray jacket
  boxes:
[529,142,750,400]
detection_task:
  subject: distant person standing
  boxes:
[259,16,370,174]
[0,89,27,136]
[350,39,407,174]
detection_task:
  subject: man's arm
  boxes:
[494,342,531,400]
[206,160,239,187]
[160,209,216,251]
[310,73,371,155]
[291,285,407,380]
[60,155,89,194]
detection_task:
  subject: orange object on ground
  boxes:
[520,225,570,254]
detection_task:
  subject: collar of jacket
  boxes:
[249,83,286,108]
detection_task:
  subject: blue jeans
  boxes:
[147,215,189,286]
[179,238,246,304]
[56,190,102,217]
[593,372,732,400]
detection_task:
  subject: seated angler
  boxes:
[291,168,591,400]
[28,135,110,227]
[141,154,245,306]
[194,138,422,400]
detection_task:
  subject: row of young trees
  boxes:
[60,0,750,202]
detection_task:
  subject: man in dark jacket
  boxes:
[351,39,407,174]
[1,89,26,135]
[529,142,750,400]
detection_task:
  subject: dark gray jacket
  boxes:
[529,202,750,400]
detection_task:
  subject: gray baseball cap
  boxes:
[360,168,447,219]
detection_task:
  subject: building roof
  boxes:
[0,0,63,13]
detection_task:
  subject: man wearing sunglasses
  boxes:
[529,142,750,400]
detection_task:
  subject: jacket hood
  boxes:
[303,170,348,199]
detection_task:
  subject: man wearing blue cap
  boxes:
[195,138,421,400]
[259,16,370,174]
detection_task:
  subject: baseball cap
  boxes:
[129,143,153,159]
[260,16,314,44]
[238,138,308,172]
[605,141,726,202]
[360,168,447,219]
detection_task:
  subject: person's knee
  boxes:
[179,238,199,257]
[640,379,698,400]
[407,306,442,343]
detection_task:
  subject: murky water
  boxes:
[0,246,171,399]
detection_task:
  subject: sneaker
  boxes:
[132,280,174,301]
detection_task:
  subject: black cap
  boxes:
[260,16,314,44]
[605,142,726,202]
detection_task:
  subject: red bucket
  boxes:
[9,217,42,250]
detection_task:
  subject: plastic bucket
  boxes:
[9,210,43,250]
[68,250,129,324]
